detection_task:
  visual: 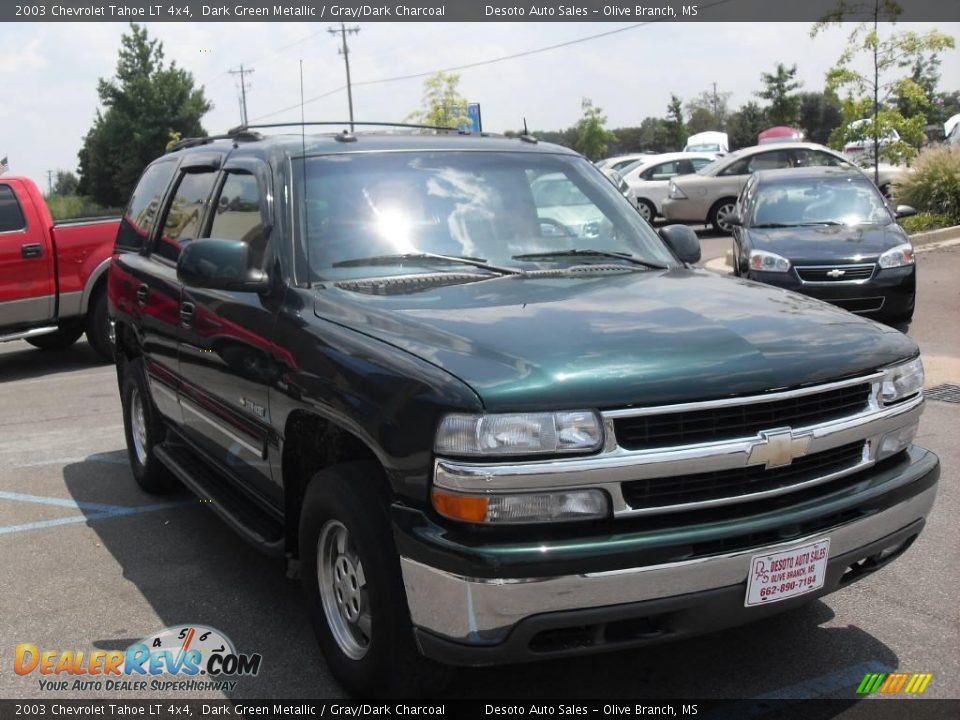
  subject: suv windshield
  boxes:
[295,151,677,281]
[751,176,892,227]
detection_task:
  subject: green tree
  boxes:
[812,0,955,175]
[78,23,210,207]
[727,102,769,150]
[407,71,471,129]
[798,91,844,144]
[574,98,616,161]
[756,63,803,126]
[685,85,732,131]
[895,53,941,120]
[50,171,79,198]
[663,94,686,150]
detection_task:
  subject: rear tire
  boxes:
[85,287,112,362]
[299,462,451,697]
[121,358,179,494]
[25,322,84,351]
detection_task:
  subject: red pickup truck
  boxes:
[0,177,119,360]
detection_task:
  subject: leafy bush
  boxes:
[900,212,954,234]
[45,195,119,221]
[895,146,960,224]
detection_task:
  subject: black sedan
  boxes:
[730,167,917,323]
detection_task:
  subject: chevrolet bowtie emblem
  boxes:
[747,428,813,468]
[826,269,846,278]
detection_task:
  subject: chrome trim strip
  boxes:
[0,325,58,343]
[601,372,882,419]
[181,397,265,458]
[400,484,936,642]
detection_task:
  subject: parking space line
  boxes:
[0,490,129,513]
[0,499,194,536]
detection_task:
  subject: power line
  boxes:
[248,0,740,125]
[328,23,360,132]
[228,64,255,126]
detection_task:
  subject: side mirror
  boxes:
[895,205,917,218]
[178,239,269,293]
[726,212,743,227]
[659,224,701,264]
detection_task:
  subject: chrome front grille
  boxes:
[621,441,866,509]
[796,264,875,283]
[614,383,871,451]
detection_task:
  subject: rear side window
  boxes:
[209,172,267,267]
[155,171,218,262]
[116,161,177,250]
[0,185,26,232]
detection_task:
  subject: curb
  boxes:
[702,226,960,274]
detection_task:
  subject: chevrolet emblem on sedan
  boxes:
[747,428,813,468]
[826,269,847,278]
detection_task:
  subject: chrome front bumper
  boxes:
[401,461,937,646]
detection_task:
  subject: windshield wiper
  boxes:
[512,249,668,270]
[750,223,795,228]
[753,221,846,228]
[332,252,522,275]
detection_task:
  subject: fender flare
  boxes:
[79,258,111,315]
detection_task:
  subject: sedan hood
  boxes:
[314,269,916,412]
[747,224,909,264]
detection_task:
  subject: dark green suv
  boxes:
[109,127,938,696]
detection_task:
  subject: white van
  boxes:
[683,131,729,154]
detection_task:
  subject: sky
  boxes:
[1,20,959,192]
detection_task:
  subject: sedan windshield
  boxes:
[751,176,892,227]
[294,151,677,281]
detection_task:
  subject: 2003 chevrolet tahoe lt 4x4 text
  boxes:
[108,126,939,696]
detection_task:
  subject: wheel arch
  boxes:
[281,410,387,558]
[79,258,111,315]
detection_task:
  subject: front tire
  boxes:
[121,358,179,494]
[709,198,738,234]
[636,198,656,223]
[299,462,449,697]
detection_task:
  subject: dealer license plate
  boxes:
[745,538,831,607]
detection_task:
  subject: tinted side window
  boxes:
[719,158,751,176]
[209,172,267,267]
[155,171,218,262]
[747,151,792,172]
[116,161,177,250]
[691,158,712,171]
[646,161,680,180]
[0,185,27,232]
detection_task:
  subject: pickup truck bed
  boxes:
[0,177,118,358]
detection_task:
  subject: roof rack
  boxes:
[165,129,263,154]
[230,121,466,134]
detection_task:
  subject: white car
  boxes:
[843,120,901,163]
[619,152,717,222]
[596,153,659,173]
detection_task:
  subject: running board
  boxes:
[0,326,59,344]
[154,442,285,556]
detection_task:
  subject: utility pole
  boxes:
[228,64,255,126]
[328,22,360,131]
[46,170,53,196]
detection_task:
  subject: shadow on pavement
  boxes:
[0,340,108,383]
[64,451,901,702]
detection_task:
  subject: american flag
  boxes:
[0,156,8,175]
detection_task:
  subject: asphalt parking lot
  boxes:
[1,241,958,705]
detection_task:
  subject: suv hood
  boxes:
[746,224,908,264]
[314,269,916,412]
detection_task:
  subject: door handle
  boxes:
[136,284,149,306]
[21,243,42,259]
[180,302,196,327]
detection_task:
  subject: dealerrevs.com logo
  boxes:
[15,625,262,692]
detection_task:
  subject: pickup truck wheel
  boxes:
[85,288,113,362]
[25,322,84,351]
[122,359,178,494]
[300,463,450,697]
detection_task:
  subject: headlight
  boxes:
[878,243,915,269]
[749,250,791,273]
[880,356,924,404]
[434,411,603,456]
[432,488,609,524]
[668,181,688,199]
